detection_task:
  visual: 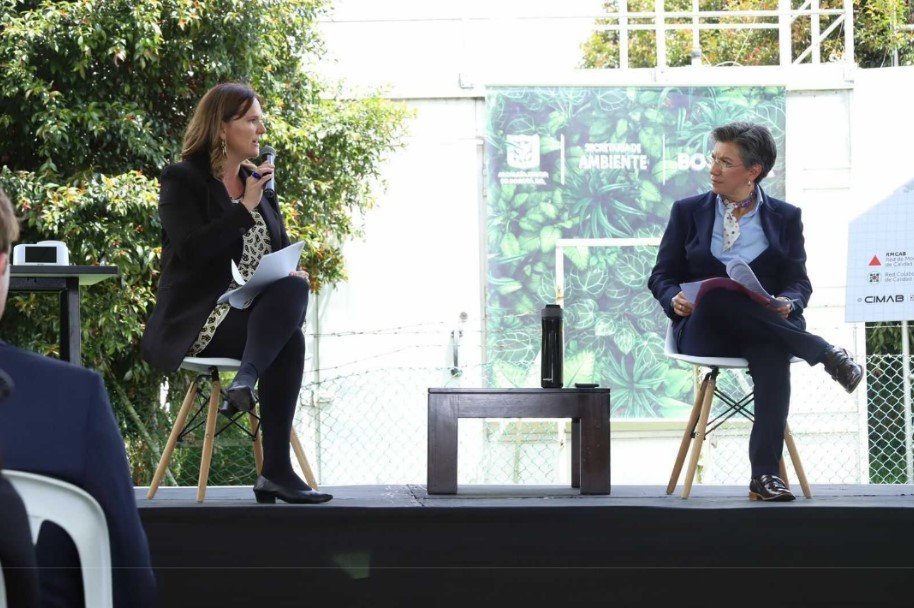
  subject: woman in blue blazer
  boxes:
[648,122,862,501]
[142,83,330,504]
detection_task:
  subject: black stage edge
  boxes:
[138,484,914,607]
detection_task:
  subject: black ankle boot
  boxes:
[219,365,259,416]
[253,475,333,504]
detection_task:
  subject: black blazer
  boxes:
[648,189,812,332]
[141,154,290,372]
[0,342,156,608]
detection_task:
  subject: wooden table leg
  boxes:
[571,418,581,489]
[579,394,611,495]
[427,392,459,494]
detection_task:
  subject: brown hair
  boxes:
[181,83,261,176]
[0,187,19,254]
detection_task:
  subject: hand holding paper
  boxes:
[218,241,306,308]
[680,258,791,313]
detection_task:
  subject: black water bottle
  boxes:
[541,304,563,388]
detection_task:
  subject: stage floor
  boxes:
[136,482,914,509]
[137,484,914,608]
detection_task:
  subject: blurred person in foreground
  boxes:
[0,187,156,607]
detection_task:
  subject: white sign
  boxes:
[846,178,914,322]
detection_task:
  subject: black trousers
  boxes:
[677,288,831,477]
[198,276,309,483]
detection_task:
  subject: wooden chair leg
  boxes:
[196,378,221,503]
[667,374,709,495]
[784,423,812,498]
[778,458,791,489]
[249,411,263,476]
[147,380,198,499]
[682,371,716,499]
[290,431,318,490]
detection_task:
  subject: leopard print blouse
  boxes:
[187,198,272,355]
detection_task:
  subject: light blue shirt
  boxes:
[711,187,769,265]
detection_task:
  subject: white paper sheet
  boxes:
[217,241,306,308]
[679,258,788,310]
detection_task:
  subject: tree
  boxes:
[580,0,914,68]
[0,0,409,482]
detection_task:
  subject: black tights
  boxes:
[199,276,310,488]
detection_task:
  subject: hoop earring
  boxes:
[220,139,227,158]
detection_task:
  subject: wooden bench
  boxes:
[427,388,611,495]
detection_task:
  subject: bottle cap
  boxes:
[542,304,562,318]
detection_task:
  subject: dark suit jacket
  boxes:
[0,472,39,608]
[141,153,290,371]
[0,342,156,608]
[648,189,812,333]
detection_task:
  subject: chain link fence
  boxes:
[867,354,914,484]
[144,331,914,488]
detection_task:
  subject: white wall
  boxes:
[321,0,605,98]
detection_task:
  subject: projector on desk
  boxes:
[12,241,70,266]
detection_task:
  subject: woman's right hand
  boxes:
[672,292,694,317]
[240,161,274,212]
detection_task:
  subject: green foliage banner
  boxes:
[485,86,786,418]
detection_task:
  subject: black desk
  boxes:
[9,265,119,365]
[427,388,611,495]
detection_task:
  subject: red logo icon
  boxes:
[869,255,882,266]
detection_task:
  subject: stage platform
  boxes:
[138,484,914,607]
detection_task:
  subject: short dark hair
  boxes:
[710,122,777,184]
[0,187,19,253]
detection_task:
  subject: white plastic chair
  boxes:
[5,470,112,608]
[146,357,318,502]
[663,326,811,499]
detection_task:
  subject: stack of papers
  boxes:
[680,259,789,310]
[218,241,306,308]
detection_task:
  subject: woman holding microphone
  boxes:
[142,83,331,504]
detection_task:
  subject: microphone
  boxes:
[0,368,13,404]
[261,145,277,200]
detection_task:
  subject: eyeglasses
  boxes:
[706,154,743,170]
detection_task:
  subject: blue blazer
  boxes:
[0,342,155,608]
[648,189,812,331]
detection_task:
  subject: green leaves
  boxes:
[0,0,407,482]
[486,86,785,417]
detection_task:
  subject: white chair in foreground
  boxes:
[147,357,318,502]
[5,470,112,608]
[663,326,811,499]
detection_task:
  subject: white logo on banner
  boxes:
[506,135,540,170]
[498,134,550,186]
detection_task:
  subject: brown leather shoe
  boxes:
[749,474,796,502]
[822,346,863,393]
